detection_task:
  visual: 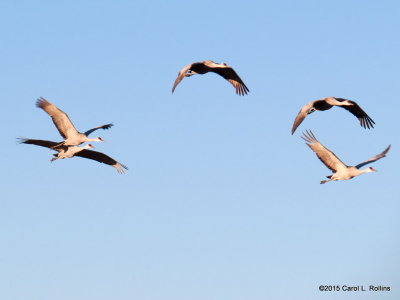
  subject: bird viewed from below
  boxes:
[172,60,250,96]
[18,138,128,174]
[36,97,113,148]
[301,130,390,184]
[291,97,375,134]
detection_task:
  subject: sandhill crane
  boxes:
[172,60,249,96]
[18,138,128,174]
[292,97,375,134]
[301,130,390,184]
[36,97,113,148]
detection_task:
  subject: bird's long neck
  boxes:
[357,168,373,175]
[87,137,101,142]
[70,144,92,155]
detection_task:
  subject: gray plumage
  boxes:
[18,138,128,174]
[172,60,249,96]
[36,97,113,147]
[292,97,375,134]
[301,130,390,184]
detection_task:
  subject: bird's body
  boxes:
[172,60,249,96]
[292,97,375,134]
[52,143,94,161]
[324,166,373,182]
[18,138,128,174]
[301,130,390,184]
[36,98,112,147]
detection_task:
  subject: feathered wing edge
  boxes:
[17,137,60,149]
[75,149,128,174]
[301,130,346,172]
[172,63,192,93]
[212,67,249,96]
[291,102,314,134]
[84,123,114,137]
[355,145,391,169]
[36,97,79,139]
[334,98,375,129]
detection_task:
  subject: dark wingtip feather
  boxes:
[36,97,47,108]
[382,144,391,156]
[360,116,375,129]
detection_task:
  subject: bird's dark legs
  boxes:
[50,154,66,162]
[50,142,64,149]
[320,178,334,184]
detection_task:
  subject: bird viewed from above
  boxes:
[301,130,390,184]
[18,138,128,174]
[291,97,375,134]
[36,97,113,148]
[172,60,250,96]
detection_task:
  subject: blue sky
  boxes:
[1,1,399,299]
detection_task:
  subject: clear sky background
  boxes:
[1,1,399,299]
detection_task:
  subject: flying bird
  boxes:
[291,97,375,134]
[36,97,113,148]
[18,138,128,174]
[172,60,249,96]
[301,130,390,184]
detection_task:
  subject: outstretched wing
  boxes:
[301,130,346,172]
[17,137,59,149]
[172,63,193,93]
[211,66,249,96]
[291,101,314,134]
[334,98,375,129]
[75,149,128,174]
[355,145,391,169]
[84,123,114,137]
[36,98,79,138]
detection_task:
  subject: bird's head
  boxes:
[87,144,95,149]
[307,107,316,115]
[368,167,377,172]
[97,137,106,142]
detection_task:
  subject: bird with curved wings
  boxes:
[36,97,113,148]
[301,130,389,184]
[292,97,375,134]
[18,138,128,174]
[172,60,249,96]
